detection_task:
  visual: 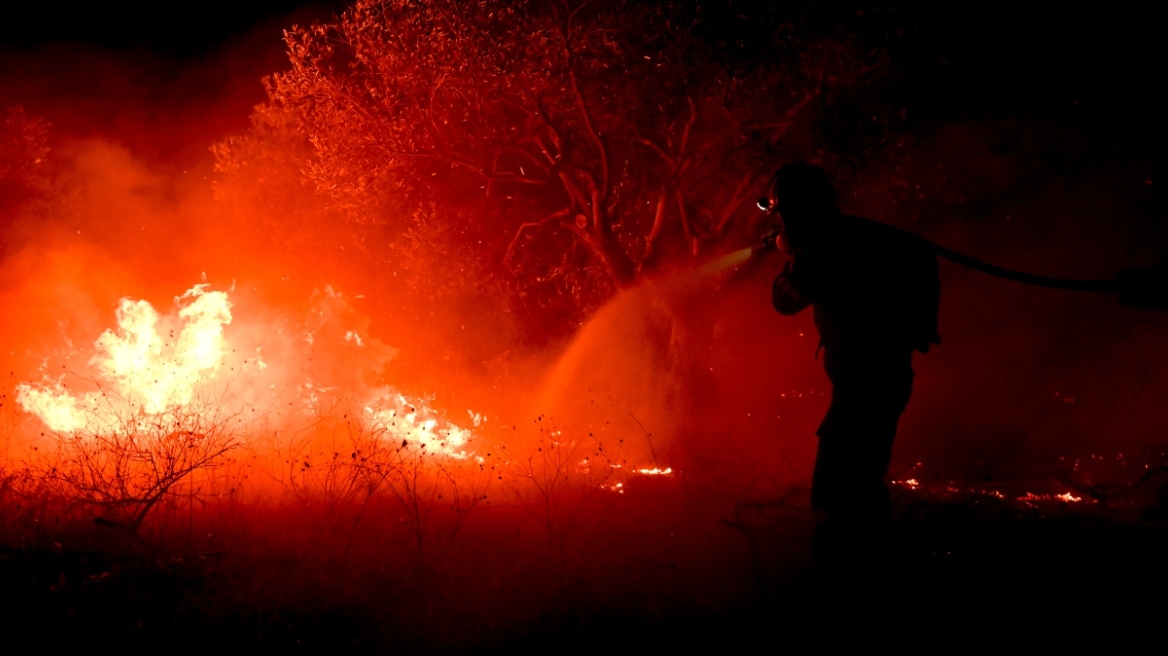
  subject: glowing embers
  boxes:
[598,465,676,494]
[17,285,232,433]
[890,477,1087,507]
[1018,491,1083,504]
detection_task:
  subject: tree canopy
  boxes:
[215,0,890,336]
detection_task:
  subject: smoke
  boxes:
[0,8,443,464]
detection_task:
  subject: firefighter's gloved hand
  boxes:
[772,260,810,315]
[752,225,783,254]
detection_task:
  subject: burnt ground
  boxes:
[1,495,1165,653]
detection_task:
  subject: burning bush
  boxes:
[13,285,239,531]
[28,397,241,533]
[7,281,524,544]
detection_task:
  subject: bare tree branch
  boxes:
[504,208,573,275]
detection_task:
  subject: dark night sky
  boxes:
[0,2,342,54]
[3,1,1162,152]
[3,2,1162,109]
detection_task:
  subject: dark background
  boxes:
[3,1,1164,146]
[0,2,342,54]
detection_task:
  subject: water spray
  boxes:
[693,247,755,280]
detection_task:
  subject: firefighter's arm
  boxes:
[772,260,811,315]
[916,254,943,352]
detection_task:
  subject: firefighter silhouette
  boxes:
[762,163,940,540]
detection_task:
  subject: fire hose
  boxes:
[753,223,1168,311]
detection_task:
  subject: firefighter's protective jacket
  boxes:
[772,211,940,354]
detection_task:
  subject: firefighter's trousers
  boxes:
[811,345,914,521]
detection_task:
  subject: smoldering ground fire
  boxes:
[2,0,1168,648]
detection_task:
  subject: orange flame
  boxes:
[17,284,232,432]
[15,283,479,461]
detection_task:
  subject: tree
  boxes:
[216,0,889,335]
